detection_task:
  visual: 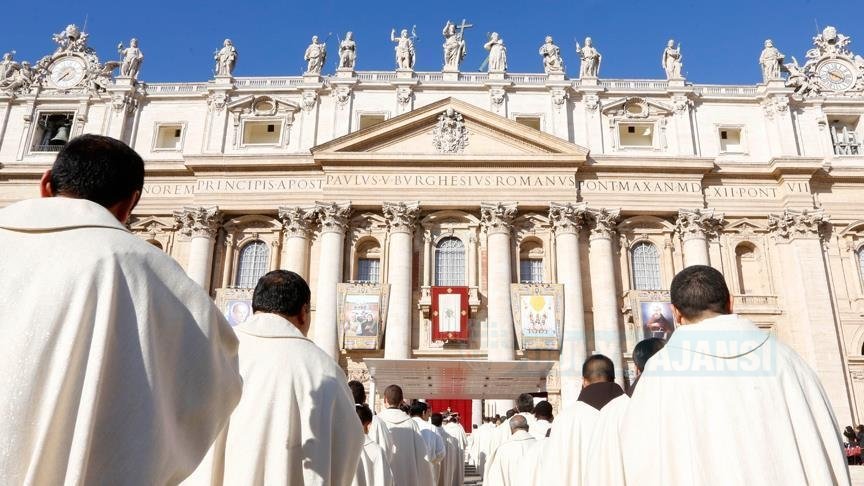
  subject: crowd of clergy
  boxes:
[0,134,855,485]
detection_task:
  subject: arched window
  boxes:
[735,243,763,295]
[519,240,544,283]
[631,242,661,290]
[435,237,465,286]
[235,240,269,288]
[356,240,382,283]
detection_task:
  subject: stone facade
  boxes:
[2,24,864,424]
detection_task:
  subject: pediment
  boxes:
[602,96,673,118]
[312,98,588,165]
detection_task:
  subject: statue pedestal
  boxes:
[667,77,686,88]
[442,70,459,82]
[114,76,136,88]
[396,68,414,80]
[547,72,566,82]
[303,73,322,83]
[488,70,506,80]
[580,76,598,87]
[336,68,355,79]
[212,75,234,88]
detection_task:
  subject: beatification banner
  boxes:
[337,282,391,350]
[431,286,470,342]
[510,283,564,350]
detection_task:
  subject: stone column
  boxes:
[472,399,483,429]
[586,208,625,385]
[383,201,420,360]
[549,202,588,407]
[174,206,221,289]
[468,231,479,288]
[768,209,853,424]
[676,208,724,268]
[312,202,352,360]
[422,230,432,287]
[481,202,518,362]
[278,206,317,280]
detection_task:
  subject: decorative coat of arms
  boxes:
[432,108,469,154]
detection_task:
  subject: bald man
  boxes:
[485,415,537,486]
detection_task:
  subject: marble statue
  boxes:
[304,36,327,74]
[784,57,812,96]
[390,28,416,69]
[576,37,601,78]
[0,53,17,81]
[0,61,33,94]
[338,32,356,69]
[442,20,470,71]
[661,39,683,79]
[759,39,784,82]
[52,24,90,53]
[117,38,144,79]
[215,39,237,76]
[484,32,507,72]
[539,36,564,74]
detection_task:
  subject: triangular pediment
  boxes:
[312,97,588,166]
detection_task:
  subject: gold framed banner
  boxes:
[510,283,564,350]
[628,290,676,341]
[215,287,254,327]
[337,282,390,350]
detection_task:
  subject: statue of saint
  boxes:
[484,32,507,72]
[214,39,237,76]
[117,38,144,79]
[0,61,33,94]
[538,36,564,74]
[662,39,683,79]
[759,39,784,82]
[0,53,17,82]
[390,28,415,70]
[304,36,327,74]
[338,32,356,70]
[442,20,467,71]
[576,37,601,78]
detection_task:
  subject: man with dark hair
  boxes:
[486,415,537,486]
[348,380,395,464]
[410,401,445,483]
[531,401,554,440]
[597,265,849,485]
[0,135,242,484]
[629,337,667,395]
[376,385,434,486]
[186,270,364,485]
[353,404,394,486]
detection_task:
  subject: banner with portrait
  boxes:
[431,286,470,342]
[215,288,254,327]
[337,282,390,350]
[510,283,564,350]
[628,290,676,341]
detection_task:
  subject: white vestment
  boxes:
[183,312,364,486]
[583,394,630,486]
[485,413,535,477]
[531,418,552,440]
[369,414,396,463]
[437,425,460,486]
[353,436,395,486]
[473,423,495,478]
[443,423,467,485]
[604,314,851,486]
[0,198,242,485]
[535,402,601,486]
[413,417,446,483]
[377,408,434,486]
[485,430,537,486]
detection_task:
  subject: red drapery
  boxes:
[426,399,472,433]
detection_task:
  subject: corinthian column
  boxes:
[383,201,420,360]
[768,208,852,424]
[549,202,588,407]
[278,206,317,280]
[586,207,624,385]
[313,201,352,360]
[173,206,221,289]
[481,202,518,362]
[676,208,724,267]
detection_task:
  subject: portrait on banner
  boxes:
[510,283,564,350]
[639,301,675,339]
[216,288,254,327]
[337,282,390,350]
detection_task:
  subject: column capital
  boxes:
[383,201,420,235]
[314,201,352,235]
[278,205,317,238]
[676,208,724,241]
[549,201,587,235]
[768,208,829,241]
[586,207,620,240]
[480,201,518,235]
[173,206,221,238]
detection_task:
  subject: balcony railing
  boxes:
[31,144,64,153]
[733,294,780,314]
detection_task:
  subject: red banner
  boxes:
[431,286,469,342]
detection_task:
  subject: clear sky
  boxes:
[4,0,864,84]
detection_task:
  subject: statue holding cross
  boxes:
[442,19,472,72]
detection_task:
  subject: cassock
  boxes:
[353,436,395,486]
[485,430,537,486]
[0,198,242,485]
[413,417,445,483]
[437,425,460,486]
[183,312,364,486]
[583,394,629,486]
[603,314,851,486]
[369,415,396,463]
[443,423,468,486]
[377,408,434,486]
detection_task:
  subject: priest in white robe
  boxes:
[443,416,468,486]
[433,413,459,486]
[486,415,537,486]
[411,402,446,483]
[354,404,395,486]
[350,380,396,463]
[377,385,435,486]
[531,400,554,440]
[473,419,496,479]
[0,135,242,485]
[602,265,850,485]
[184,270,365,486]
[485,394,536,478]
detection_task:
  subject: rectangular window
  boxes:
[358,114,387,130]
[357,258,380,283]
[31,112,74,153]
[514,116,542,131]
[242,120,282,145]
[828,115,861,155]
[154,124,184,150]
[719,127,743,153]
[519,259,544,283]
[618,123,654,147]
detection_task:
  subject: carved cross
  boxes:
[456,19,474,37]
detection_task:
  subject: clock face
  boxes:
[817,60,856,92]
[49,57,86,89]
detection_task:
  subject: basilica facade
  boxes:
[1,23,862,426]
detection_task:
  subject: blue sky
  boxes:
[4,0,863,84]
